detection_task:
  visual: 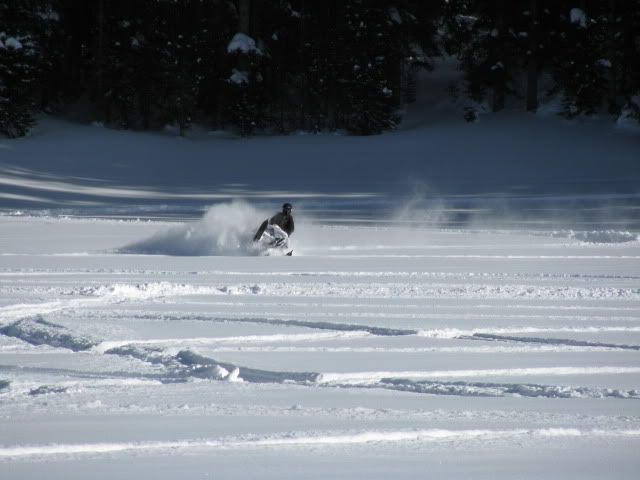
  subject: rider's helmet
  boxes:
[282,203,293,215]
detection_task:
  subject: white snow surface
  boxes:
[0,212,639,479]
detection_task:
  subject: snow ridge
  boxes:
[0,316,97,351]
[470,333,640,351]
[210,316,416,337]
[317,367,640,385]
[378,379,640,399]
[5,281,639,319]
[98,343,319,384]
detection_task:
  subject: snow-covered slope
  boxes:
[1,94,639,229]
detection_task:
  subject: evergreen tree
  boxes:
[442,0,520,118]
[618,0,640,123]
[101,2,146,128]
[196,0,236,130]
[4,0,636,137]
[334,1,402,135]
[31,1,65,111]
[154,0,212,136]
[548,3,610,117]
[225,0,270,136]
[0,1,45,137]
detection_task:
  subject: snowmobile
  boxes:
[252,224,293,256]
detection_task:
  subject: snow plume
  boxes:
[119,201,268,256]
[391,181,450,227]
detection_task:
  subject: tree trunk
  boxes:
[325,1,339,130]
[299,0,309,131]
[238,0,251,72]
[96,0,106,122]
[620,0,631,93]
[492,1,506,112]
[328,0,345,130]
[526,0,539,112]
[607,0,618,113]
[238,0,251,34]
[237,0,251,135]
[215,84,225,129]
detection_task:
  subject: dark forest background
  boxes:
[1,0,639,138]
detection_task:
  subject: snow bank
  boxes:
[119,201,268,256]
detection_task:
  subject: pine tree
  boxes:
[443,0,520,118]
[548,3,610,117]
[31,1,65,111]
[225,0,270,136]
[334,0,402,135]
[0,1,44,137]
[154,1,211,136]
[196,0,236,130]
[618,0,640,123]
[101,3,144,128]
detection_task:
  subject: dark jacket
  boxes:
[253,212,295,241]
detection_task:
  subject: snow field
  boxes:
[0,214,639,478]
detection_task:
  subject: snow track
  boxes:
[2,428,639,461]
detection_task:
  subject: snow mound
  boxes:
[175,349,318,383]
[119,201,268,256]
[552,230,639,244]
[0,316,97,351]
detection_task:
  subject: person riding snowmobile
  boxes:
[253,203,295,243]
